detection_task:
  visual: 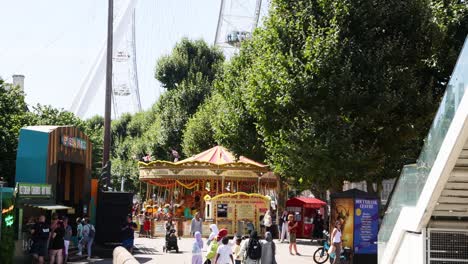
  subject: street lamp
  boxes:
[0,180,5,242]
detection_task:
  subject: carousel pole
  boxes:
[221,176,225,193]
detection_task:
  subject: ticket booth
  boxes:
[286,197,326,238]
[204,192,270,237]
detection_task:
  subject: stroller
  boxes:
[163,228,179,253]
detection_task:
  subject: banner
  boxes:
[353,198,378,254]
[330,198,354,248]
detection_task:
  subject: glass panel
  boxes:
[379,37,468,244]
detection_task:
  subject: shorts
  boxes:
[122,238,134,250]
[30,241,48,257]
[289,233,297,243]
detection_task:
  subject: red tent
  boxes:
[286,197,327,238]
[286,197,327,208]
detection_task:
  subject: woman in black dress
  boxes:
[49,220,65,264]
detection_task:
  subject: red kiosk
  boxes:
[286,197,326,238]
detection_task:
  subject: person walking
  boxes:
[30,215,50,264]
[49,220,65,264]
[206,229,228,264]
[264,210,272,233]
[191,212,203,236]
[207,223,219,246]
[233,237,242,264]
[138,211,145,237]
[192,231,203,264]
[122,214,137,253]
[143,212,151,238]
[215,236,234,264]
[288,214,300,255]
[76,217,83,246]
[62,217,73,263]
[330,220,343,264]
[240,231,262,264]
[261,232,277,264]
[78,218,95,260]
[279,211,289,243]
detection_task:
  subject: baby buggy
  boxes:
[163,228,179,253]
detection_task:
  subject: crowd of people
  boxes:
[26,214,95,264]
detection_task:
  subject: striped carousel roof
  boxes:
[180,146,267,167]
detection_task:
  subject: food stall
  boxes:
[286,197,326,238]
[139,146,278,237]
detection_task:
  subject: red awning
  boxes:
[286,197,327,208]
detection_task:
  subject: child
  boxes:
[143,213,151,238]
[192,231,203,264]
[215,236,234,264]
[233,237,242,264]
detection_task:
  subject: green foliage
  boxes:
[0,80,29,183]
[198,0,468,191]
[155,38,224,91]
[28,104,85,130]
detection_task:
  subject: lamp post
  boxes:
[0,180,5,242]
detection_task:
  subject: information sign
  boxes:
[353,198,378,254]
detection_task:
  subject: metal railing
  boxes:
[378,37,468,246]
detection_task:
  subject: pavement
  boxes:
[72,236,321,263]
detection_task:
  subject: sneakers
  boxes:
[87,257,91,260]
[77,252,82,256]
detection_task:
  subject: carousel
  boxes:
[138,146,278,237]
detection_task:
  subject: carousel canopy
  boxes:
[139,146,276,183]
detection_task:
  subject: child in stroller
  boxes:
[163,225,179,253]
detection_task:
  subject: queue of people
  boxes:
[27,214,95,264]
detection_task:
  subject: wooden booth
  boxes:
[139,146,278,237]
[14,126,93,260]
[286,197,326,238]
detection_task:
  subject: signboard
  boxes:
[331,198,354,248]
[353,198,378,254]
[61,135,87,150]
[17,183,52,198]
[237,204,254,219]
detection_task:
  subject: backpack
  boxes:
[247,238,262,260]
[88,224,96,238]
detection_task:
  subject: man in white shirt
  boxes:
[215,236,234,264]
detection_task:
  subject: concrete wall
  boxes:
[393,232,424,264]
[113,246,139,264]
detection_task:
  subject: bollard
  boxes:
[113,246,139,264]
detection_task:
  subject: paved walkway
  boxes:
[73,237,321,263]
[131,237,319,263]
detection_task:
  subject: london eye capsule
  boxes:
[226,31,251,46]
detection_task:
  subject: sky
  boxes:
[0,0,222,118]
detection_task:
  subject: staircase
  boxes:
[378,36,468,264]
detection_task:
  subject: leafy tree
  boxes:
[222,0,468,193]
[0,80,29,184]
[151,39,224,159]
[28,104,85,130]
[155,38,224,91]
[84,115,104,178]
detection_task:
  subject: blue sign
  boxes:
[353,198,378,254]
